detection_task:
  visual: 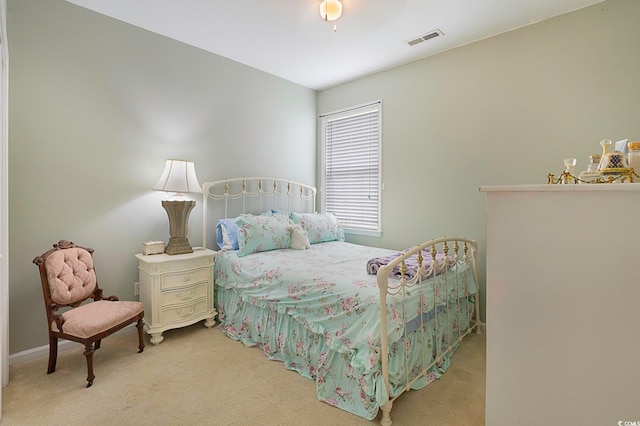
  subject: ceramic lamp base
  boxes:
[161,200,195,255]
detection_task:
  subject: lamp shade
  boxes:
[153,159,202,194]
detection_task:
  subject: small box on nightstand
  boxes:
[142,241,165,255]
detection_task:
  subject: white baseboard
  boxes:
[8,324,137,366]
[9,340,75,366]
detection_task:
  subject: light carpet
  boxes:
[1,324,485,425]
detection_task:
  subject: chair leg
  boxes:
[136,318,145,353]
[47,334,58,374]
[83,344,95,388]
[95,339,101,350]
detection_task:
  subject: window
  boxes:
[321,101,381,236]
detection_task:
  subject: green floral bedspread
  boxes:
[214,241,477,420]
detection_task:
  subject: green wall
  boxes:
[8,0,640,355]
[8,0,316,353]
[317,0,640,319]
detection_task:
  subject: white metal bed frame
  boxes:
[201,177,481,426]
[202,177,316,249]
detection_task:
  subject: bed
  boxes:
[202,177,481,426]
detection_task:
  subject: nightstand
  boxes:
[135,248,217,345]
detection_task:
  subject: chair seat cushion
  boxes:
[52,300,144,339]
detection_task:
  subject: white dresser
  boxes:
[480,184,640,426]
[136,248,217,345]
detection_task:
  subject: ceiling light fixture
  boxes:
[319,0,342,31]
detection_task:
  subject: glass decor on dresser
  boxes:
[547,138,639,184]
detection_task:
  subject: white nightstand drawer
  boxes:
[136,248,217,344]
[161,299,209,324]
[161,267,209,290]
[161,282,208,306]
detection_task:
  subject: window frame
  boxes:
[320,100,382,237]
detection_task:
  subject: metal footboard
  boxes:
[376,237,481,426]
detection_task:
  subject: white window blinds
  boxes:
[321,101,381,233]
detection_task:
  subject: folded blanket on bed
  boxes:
[366,249,455,279]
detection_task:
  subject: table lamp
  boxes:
[153,159,202,255]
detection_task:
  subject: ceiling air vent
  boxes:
[405,29,444,47]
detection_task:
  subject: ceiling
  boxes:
[65,0,605,91]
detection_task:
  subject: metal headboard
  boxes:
[201,177,317,250]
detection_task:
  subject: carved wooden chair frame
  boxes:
[33,240,145,387]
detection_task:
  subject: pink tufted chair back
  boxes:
[33,239,146,388]
[44,246,97,305]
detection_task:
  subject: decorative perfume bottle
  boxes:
[561,158,576,184]
[628,141,640,182]
[599,139,613,169]
[578,154,602,183]
[587,154,601,172]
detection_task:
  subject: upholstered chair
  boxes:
[33,240,145,387]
